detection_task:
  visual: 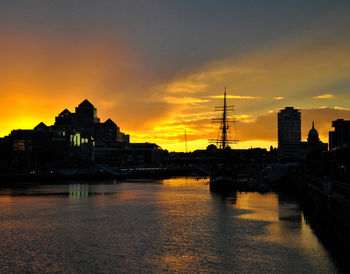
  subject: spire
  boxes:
[312,121,315,129]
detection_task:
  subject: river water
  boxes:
[0,177,345,273]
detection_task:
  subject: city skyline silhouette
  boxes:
[1,2,350,273]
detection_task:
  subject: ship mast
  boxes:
[222,87,227,149]
[209,86,239,149]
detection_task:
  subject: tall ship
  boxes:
[209,87,239,191]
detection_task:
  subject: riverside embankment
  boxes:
[289,171,350,253]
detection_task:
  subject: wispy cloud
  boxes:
[206,67,268,76]
[318,106,349,111]
[210,95,262,99]
[164,97,210,105]
[273,96,285,100]
[235,114,256,123]
[313,94,335,99]
[334,106,349,111]
[165,81,207,93]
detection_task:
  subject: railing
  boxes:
[298,171,350,197]
[188,164,210,175]
[332,180,350,196]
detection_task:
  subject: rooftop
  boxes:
[78,99,94,108]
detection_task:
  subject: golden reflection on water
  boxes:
[234,192,279,222]
[162,177,209,186]
[233,192,326,259]
[0,180,341,272]
[261,214,321,249]
[151,178,212,272]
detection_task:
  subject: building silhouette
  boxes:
[55,109,74,130]
[329,119,350,150]
[302,122,328,174]
[0,99,166,173]
[53,99,129,144]
[303,121,328,151]
[307,122,319,145]
[278,107,301,158]
[324,119,350,180]
[75,99,100,136]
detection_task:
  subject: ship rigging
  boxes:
[209,87,239,149]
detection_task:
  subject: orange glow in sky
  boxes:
[1,2,350,152]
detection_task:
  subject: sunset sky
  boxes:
[1,0,350,151]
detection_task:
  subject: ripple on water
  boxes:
[0,178,344,273]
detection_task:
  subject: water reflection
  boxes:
[210,190,342,272]
[69,184,89,198]
[234,192,279,222]
[0,179,346,273]
[161,177,208,186]
[0,184,119,199]
[210,191,237,205]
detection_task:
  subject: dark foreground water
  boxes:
[0,178,345,273]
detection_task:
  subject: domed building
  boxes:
[302,122,328,174]
[206,144,217,151]
[307,122,320,145]
[302,121,328,152]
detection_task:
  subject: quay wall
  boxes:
[290,172,350,252]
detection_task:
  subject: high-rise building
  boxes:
[54,109,74,130]
[278,107,301,157]
[94,118,120,143]
[329,119,350,150]
[75,99,100,136]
